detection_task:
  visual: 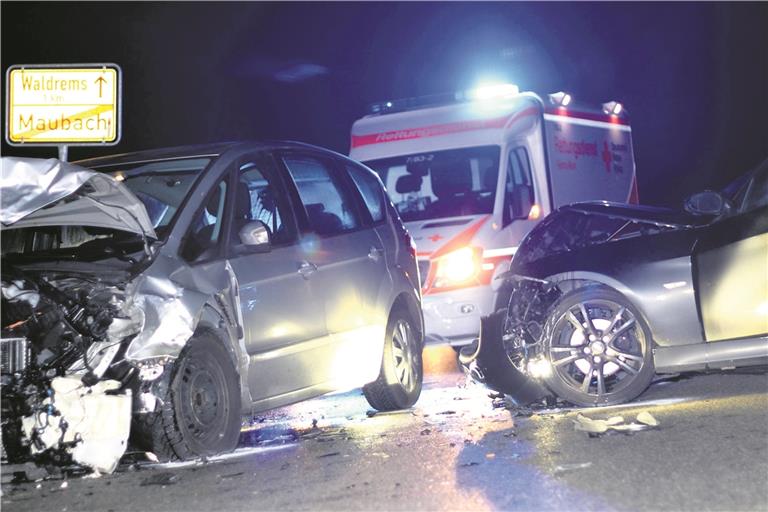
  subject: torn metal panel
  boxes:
[0,156,156,239]
[461,277,563,405]
[463,310,551,406]
[122,254,232,363]
[0,157,93,225]
[20,377,131,474]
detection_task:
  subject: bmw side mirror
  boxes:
[238,221,271,252]
[684,190,729,216]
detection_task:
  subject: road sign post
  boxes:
[5,63,122,161]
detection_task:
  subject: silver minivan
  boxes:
[0,141,424,463]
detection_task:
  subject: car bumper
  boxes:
[421,285,495,346]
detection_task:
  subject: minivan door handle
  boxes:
[368,246,383,262]
[298,261,318,279]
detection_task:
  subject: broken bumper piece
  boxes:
[459,310,551,406]
[20,377,131,474]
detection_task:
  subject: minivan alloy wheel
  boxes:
[391,319,418,393]
[363,310,423,411]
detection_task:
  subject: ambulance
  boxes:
[349,84,638,346]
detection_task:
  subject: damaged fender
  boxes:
[460,276,560,405]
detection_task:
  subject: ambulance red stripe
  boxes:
[350,107,539,148]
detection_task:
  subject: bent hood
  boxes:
[0,157,156,239]
[563,201,709,228]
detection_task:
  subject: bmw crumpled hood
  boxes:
[564,201,710,228]
[0,156,156,239]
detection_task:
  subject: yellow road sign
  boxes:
[6,64,121,145]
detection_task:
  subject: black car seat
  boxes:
[431,160,474,216]
[305,203,343,235]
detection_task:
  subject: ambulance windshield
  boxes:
[365,146,500,222]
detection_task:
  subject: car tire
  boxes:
[541,286,655,407]
[134,332,241,461]
[363,310,423,411]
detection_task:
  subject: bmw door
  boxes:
[694,163,768,342]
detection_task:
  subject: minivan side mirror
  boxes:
[684,190,729,216]
[238,220,271,252]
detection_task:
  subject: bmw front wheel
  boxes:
[542,287,655,407]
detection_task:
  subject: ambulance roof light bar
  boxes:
[548,91,573,107]
[466,83,520,101]
[369,82,520,115]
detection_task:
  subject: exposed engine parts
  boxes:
[1,267,139,469]
[1,269,129,379]
[500,277,562,374]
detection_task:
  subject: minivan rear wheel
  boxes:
[364,310,423,411]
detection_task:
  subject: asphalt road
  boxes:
[2,349,767,511]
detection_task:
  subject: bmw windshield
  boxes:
[365,146,500,222]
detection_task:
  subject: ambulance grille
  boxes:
[0,337,28,375]
[417,260,431,288]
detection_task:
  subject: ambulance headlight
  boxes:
[434,246,481,287]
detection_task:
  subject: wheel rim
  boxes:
[548,299,647,401]
[177,351,230,446]
[391,319,418,393]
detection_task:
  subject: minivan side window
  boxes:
[503,146,535,225]
[181,178,228,262]
[233,159,296,247]
[282,155,361,236]
[346,163,385,224]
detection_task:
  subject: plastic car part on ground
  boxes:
[20,377,131,473]
[572,411,660,435]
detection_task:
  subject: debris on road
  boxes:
[553,462,593,475]
[636,411,659,426]
[139,472,180,486]
[7,462,49,483]
[572,412,660,436]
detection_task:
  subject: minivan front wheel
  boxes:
[134,332,242,461]
[364,310,423,411]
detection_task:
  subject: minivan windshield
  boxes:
[365,146,500,222]
[99,157,211,238]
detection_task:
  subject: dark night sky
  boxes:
[2,2,767,207]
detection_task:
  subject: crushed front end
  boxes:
[1,267,141,472]
[460,276,561,405]
[0,157,205,473]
